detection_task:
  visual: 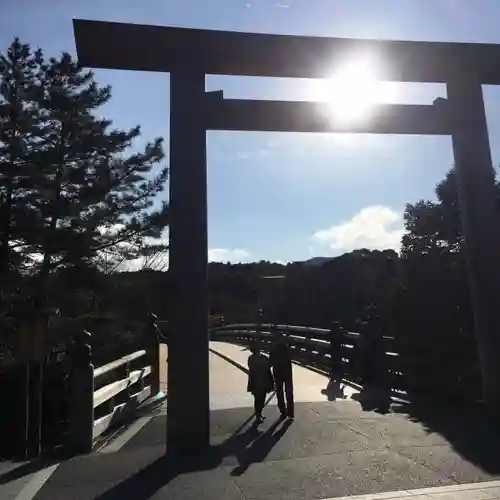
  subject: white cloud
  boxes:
[111,231,169,272]
[208,248,250,263]
[313,205,404,253]
[97,223,125,237]
[122,246,251,271]
[122,258,147,272]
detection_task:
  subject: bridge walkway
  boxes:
[5,342,500,500]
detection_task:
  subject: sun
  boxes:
[309,58,398,125]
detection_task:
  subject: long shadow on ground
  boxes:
[392,396,500,475]
[351,385,500,476]
[93,411,292,500]
[214,341,500,479]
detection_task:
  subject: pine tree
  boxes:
[27,51,169,302]
[0,39,45,312]
[1,41,169,312]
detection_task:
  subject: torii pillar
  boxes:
[167,67,210,452]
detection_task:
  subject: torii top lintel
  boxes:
[73,19,500,84]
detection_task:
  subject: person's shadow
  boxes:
[92,413,292,500]
[230,416,293,476]
[352,386,391,414]
[321,377,345,401]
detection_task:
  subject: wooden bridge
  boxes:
[4,323,500,500]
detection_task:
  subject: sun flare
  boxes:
[310,58,398,125]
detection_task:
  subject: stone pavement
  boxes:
[5,342,500,499]
[0,460,45,500]
[333,481,500,499]
[19,396,500,500]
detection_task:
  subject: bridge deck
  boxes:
[208,341,358,410]
[5,342,500,500]
[158,341,358,412]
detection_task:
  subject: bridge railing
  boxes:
[57,319,402,454]
[68,325,164,454]
[210,323,403,394]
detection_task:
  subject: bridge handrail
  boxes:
[66,319,393,454]
[68,326,162,454]
[211,323,395,344]
[210,322,401,391]
[93,349,147,378]
[214,323,331,336]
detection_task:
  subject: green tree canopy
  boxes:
[0,39,169,311]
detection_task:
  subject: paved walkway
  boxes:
[334,481,500,499]
[4,341,500,499]
[0,460,46,500]
[208,342,358,410]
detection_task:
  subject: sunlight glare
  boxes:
[311,57,398,125]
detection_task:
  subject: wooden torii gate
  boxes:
[73,19,500,453]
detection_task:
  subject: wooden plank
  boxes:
[159,343,168,394]
[94,350,147,378]
[93,366,152,408]
[93,385,152,440]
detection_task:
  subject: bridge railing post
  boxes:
[354,320,368,384]
[257,308,263,347]
[68,330,94,454]
[329,321,344,381]
[147,313,161,396]
[371,315,389,391]
[300,329,310,358]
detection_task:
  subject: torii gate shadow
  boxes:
[93,410,292,500]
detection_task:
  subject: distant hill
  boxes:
[302,257,334,267]
[302,249,399,268]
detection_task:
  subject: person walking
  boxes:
[247,342,274,423]
[269,332,295,419]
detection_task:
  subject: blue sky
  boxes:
[3,0,500,264]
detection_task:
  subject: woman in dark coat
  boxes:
[247,343,274,423]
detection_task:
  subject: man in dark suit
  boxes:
[269,332,294,419]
